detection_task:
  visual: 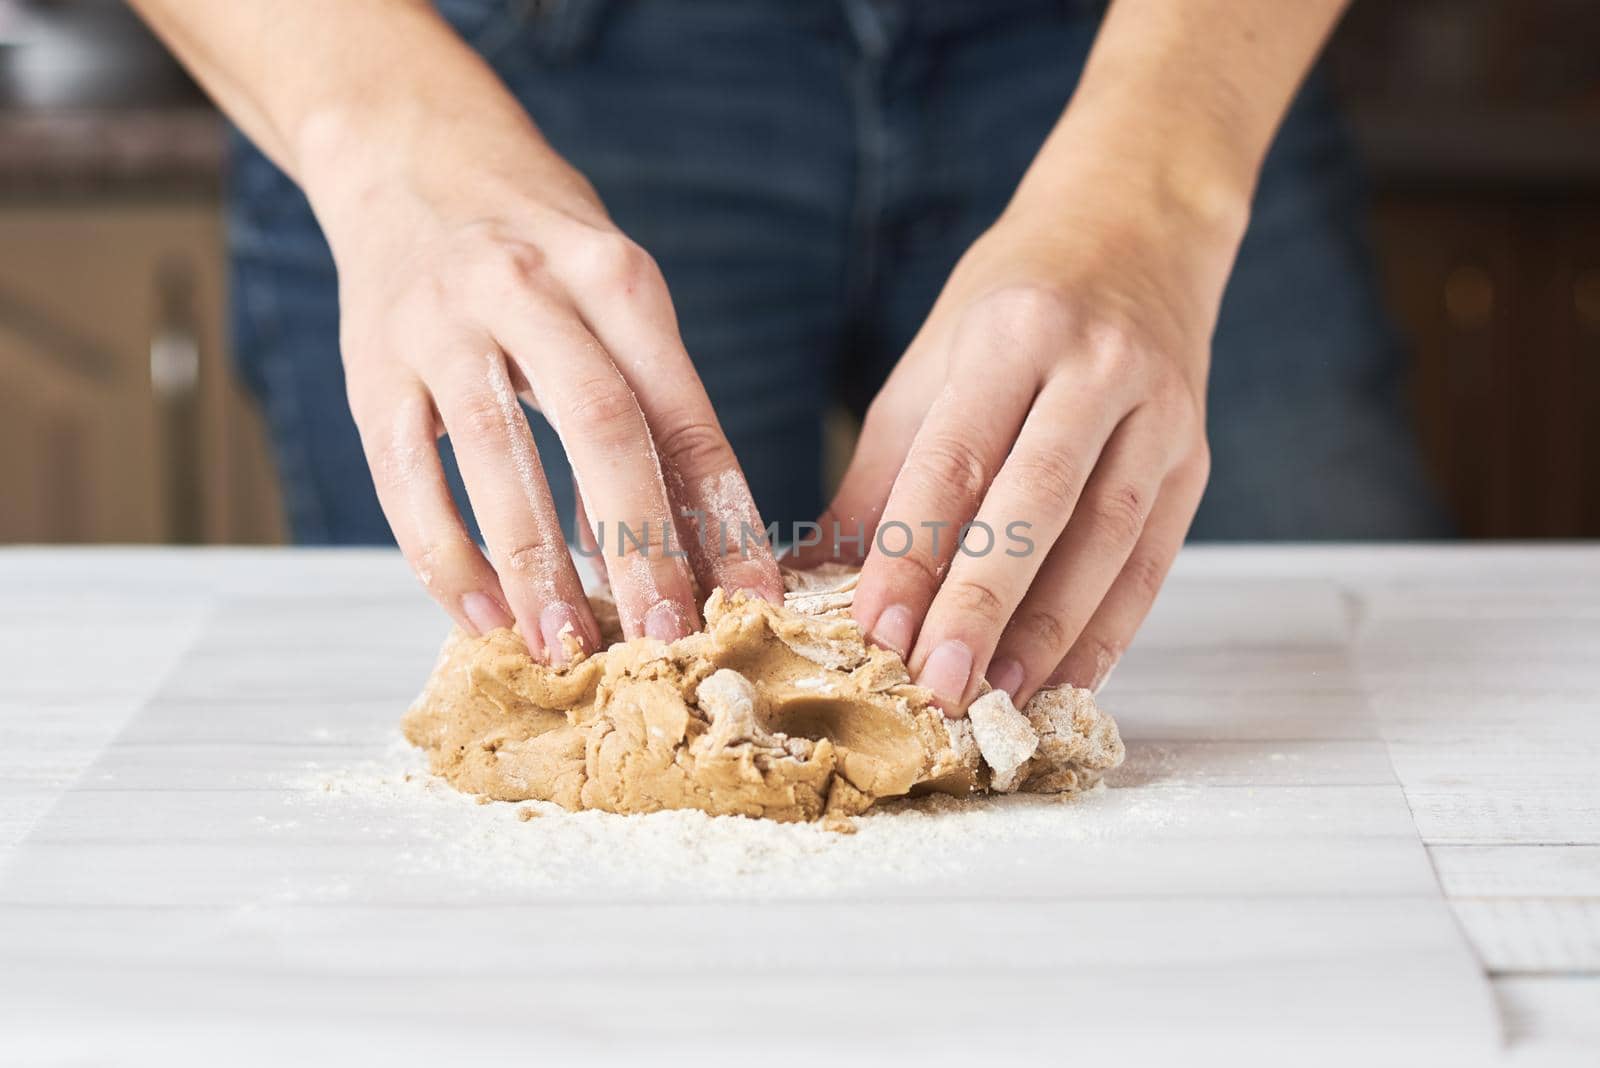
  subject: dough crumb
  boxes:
[822,816,858,836]
[967,689,1040,793]
[516,806,541,822]
[403,565,1123,822]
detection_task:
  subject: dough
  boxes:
[402,564,1124,822]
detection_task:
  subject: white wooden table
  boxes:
[0,546,1594,1064]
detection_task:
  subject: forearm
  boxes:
[1015,0,1349,244]
[127,0,549,218]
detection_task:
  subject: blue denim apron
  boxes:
[227,0,1450,543]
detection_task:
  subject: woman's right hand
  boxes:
[297,45,780,663]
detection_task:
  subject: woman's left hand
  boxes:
[813,161,1244,711]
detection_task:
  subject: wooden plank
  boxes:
[1373,694,1600,744]
[1432,846,1600,899]
[12,544,1600,1061]
[1408,791,1600,848]
[0,835,1445,908]
[1452,899,1600,974]
[1108,739,1398,787]
[13,784,1428,849]
[0,966,1502,1066]
[1385,732,1600,846]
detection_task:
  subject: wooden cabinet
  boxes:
[1333,0,1600,537]
[1369,201,1600,538]
[0,198,283,543]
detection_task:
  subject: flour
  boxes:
[287,740,1171,900]
[966,689,1040,792]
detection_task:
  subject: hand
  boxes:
[815,159,1241,710]
[303,88,780,662]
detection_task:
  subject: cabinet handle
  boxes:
[149,323,199,399]
[1444,265,1495,330]
[152,259,202,542]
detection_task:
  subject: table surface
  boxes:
[0,545,1595,1063]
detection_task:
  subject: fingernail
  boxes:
[644,600,691,642]
[1092,657,1119,694]
[540,601,586,667]
[1081,640,1124,694]
[986,657,1024,697]
[729,562,785,605]
[461,591,513,636]
[868,604,916,658]
[918,639,974,708]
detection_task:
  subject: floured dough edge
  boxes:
[402,563,1124,822]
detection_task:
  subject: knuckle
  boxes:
[562,377,643,441]
[710,527,771,575]
[710,522,752,565]
[1092,482,1151,544]
[1008,450,1082,515]
[500,536,558,576]
[1079,339,1136,390]
[410,541,459,592]
[1017,604,1076,660]
[483,240,549,293]
[353,397,434,483]
[584,233,657,293]
[1120,552,1168,603]
[973,284,1074,343]
[653,416,732,479]
[453,393,510,443]
[904,434,988,506]
[941,576,1010,628]
[611,519,667,562]
[883,545,943,594]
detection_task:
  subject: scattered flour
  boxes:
[285,736,1189,900]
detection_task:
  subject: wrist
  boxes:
[295,84,529,223]
[283,18,589,256]
[1014,105,1253,260]
[994,116,1251,357]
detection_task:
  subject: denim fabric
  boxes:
[227,0,1451,545]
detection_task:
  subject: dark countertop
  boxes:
[0,108,224,195]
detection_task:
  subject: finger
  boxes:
[1047,447,1208,695]
[572,478,602,564]
[793,356,939,569]
[852,316,1041,662]
[980,410,1173,710]
[352,378,515,637]
[428,343,598,664]
[491,304,700,641]
[907,375,1124,708]
[565,237,781,602]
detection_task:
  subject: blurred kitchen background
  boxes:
[1,0,1598,545]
